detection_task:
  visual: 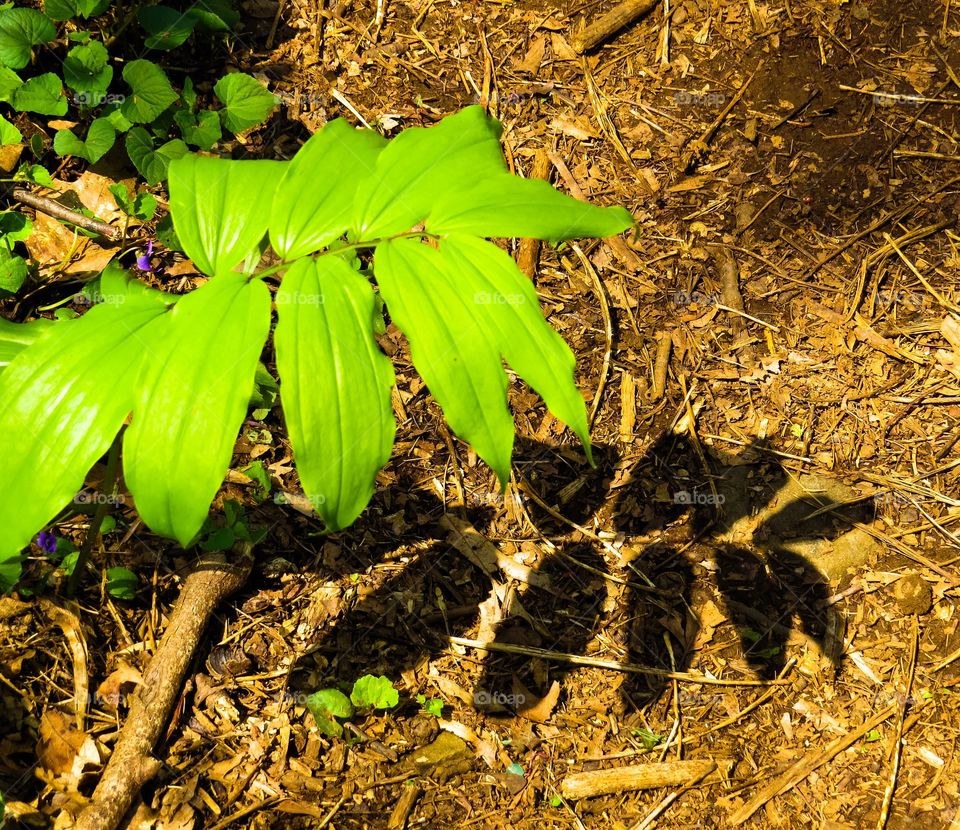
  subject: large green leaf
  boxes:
[0,270,171,589]
[0,9,56,70]
[352,106,508,239]
[123,273,271,545]
[0,67,22,103]
[374,237,514,483]
[11,73,67,116]
[214,72,277,134]
[0,317,55,368]
[427,175,634,242]
[274,257,395,530]
[138,5,197,50]
[431,234,592,455]
[270,119,385,259]
[120,60,177,124]
[168,154,285,275]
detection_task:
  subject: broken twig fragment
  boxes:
[560,758,734,799]
[572,0,660,54]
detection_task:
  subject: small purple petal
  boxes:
[136,240,155,272]
[36,531,57,554]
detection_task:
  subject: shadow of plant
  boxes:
[305,428,854,716]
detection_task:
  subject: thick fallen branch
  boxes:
[75,544,254,830]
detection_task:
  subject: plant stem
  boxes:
[67,429,123,596]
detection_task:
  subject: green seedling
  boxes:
[416,694,443,718]
[306,674,400,738]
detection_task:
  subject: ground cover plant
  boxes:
[0,104,633,590]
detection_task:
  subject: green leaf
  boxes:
[249,361,277,409]
[17,162,54,187]
[185,0,239,31]
[213,72,277,134]
[427,175,634,242]
[305,688,352,737]
[123,273,271,545]
[0,8,56,70]
[0,113,21,143]
[275,257,395,531]
[270,118,385,259]
[53,117,116,163]
[181,75,197,110]
[12,73,67,116]
[430,234,590,457]
[0,246,27,293]
[43,0,78,21]
[350,675,399,710]
[174,108,221,150]
[353,105,508,238]
[167,153,284,276]
[155,213,182,252]
[0,270,171,585]
[138,5,197,50]
[63,40,112,102]
[374,237,514,483]
[125,128,188,185]
[106,566,137,599]
[0,210,32,243]
[77,0,110,16]
[120,60,177,124]
[0,66,21,103]
[102,102,133,132]
[110,183,159,221]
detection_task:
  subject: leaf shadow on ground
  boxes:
[303,429,863,716]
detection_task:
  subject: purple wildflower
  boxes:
[36,531,57,554]
[136,240,154,272]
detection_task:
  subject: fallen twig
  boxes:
[572,0,660,54]
[75,544,255,830]
[12,188,119,240]
[560,758,733,799]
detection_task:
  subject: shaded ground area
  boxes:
[3,0,960,827]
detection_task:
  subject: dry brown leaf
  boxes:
[95,663,142,712]
[36,709,100,789]
[515,36,546,74]
[0,144,23,173]
[515,678,560,723]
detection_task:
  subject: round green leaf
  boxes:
[53,117,116,163]
[305,689,353,737]
[11,73,67,116]
[214,72,277,134]
[0,66,22,103]
[106,566,137,599]
[126,128,188,185]
[350,675,399,711]
[120,60,177,124]
[174,108,221,150]
[0,9,56,70]
[63,40,113,102]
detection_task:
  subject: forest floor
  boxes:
[3,0,960,827]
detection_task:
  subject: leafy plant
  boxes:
[0,1,276,182]
[416,693,443,718]
[305,674,399,737]
[0,105,633,589]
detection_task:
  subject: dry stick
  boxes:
[570,242,613,428]
[650,333,672,400]
[75,544,255,830]
[517,149,552,278]
[679,68,757,173]
[11,188,119,240]
[446,635,786,686]
[728,702,902,825]
[630,762,719,830]
[572,0,660,53]
[877,618,920,830]
[560,758,733,799]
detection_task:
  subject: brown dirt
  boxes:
[4,0,960,827]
